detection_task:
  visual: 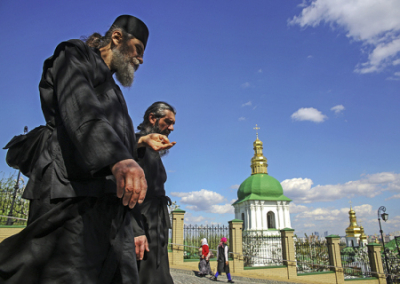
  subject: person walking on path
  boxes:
[212,237,234,283]
[198,238,212,277]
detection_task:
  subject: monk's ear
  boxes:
[149,113,157,126]
[111,30,123,47]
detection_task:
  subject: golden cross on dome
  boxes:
[253,124,260,138]
[349,200,352,208]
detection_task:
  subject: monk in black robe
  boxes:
[136,102,176,284]
[0,15,174,284]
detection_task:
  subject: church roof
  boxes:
[233,126,291,205]
[233,173,291,205]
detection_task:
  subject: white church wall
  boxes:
[233,199,292,232]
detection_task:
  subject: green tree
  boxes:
[0,172,29,225]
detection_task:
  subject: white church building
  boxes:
[232,129,292,236]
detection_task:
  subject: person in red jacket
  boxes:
[199,238,212,276]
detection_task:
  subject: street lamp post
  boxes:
[5,126,28,226]
[377,206,391,284]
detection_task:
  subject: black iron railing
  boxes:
[295,240,330,273]
[382,248,400,283]
[340,246,372,279]
[183,224,229,259]
[242,230,282,267]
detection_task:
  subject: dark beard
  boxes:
[110,43,136,87]
[139,121,170,157]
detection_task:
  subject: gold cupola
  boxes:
[251,124,268,175]
[359,222,367,241]
[345,205,361,238]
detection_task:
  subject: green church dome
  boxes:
[232,129,291,205]
[234,174,291,205]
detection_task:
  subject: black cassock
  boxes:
[0,39,145,284]
[136,142,174,284]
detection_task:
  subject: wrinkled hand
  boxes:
[134,235,150,260]
[111,159,147,208]
[226,261,229,265]
[138,133,176,152]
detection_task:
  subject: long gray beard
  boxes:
[111,48,135,87]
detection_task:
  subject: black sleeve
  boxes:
[51,42,133,175]
[135,133,146,161]
[131,206,145,236]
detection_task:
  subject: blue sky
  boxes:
[0,0,399,237]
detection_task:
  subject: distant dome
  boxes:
[235,173,291,204]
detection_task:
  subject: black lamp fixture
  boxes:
[381,212,389,222]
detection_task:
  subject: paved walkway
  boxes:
[170,268,301,284]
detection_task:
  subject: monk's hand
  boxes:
[137,134,176,152]
[134,235,150,260]
[111,159,147,208]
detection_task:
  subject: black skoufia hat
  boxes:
[112,15,149,49]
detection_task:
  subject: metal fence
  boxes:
[242,230,282,267]
[295,240,330,273]
[382,245,400,283]
[0,178,29,226]
[0,215,27,226]
[340,246,372,279]
[183,224,229,259]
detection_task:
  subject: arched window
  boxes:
[241,213,245,229]
[267,211,276,229]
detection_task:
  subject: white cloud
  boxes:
[291,107,328,123]
[386,215,400,229]
[230,184,240,190]
[331,104,345,114]
[290,203,310,214]
[385,193,400,201]
[289,0,400,74]
[307,55,313,58]
[209,204,234,214]
[295,204,373,223]
[184,213,209,224]
[238,117,246,121]
[304,223,316,228]
[171,189,225,204]
[241,82,251,88]
[282,172,400,203]
[171,189,234,214]
[387,71,400,80]
[242,101,252,107]
[258,69,263,73]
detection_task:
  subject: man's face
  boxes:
[151,110,176,137]
[110,37,144,87]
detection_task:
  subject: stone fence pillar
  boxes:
[326,235,345,284]
[367,243,386,284]
[280,228,296,279]
[228,219,244,273]
[171,209,185,266]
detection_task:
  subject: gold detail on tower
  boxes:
[345,205,361,238]
[359,222,367,241]
[251,124,268,175]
